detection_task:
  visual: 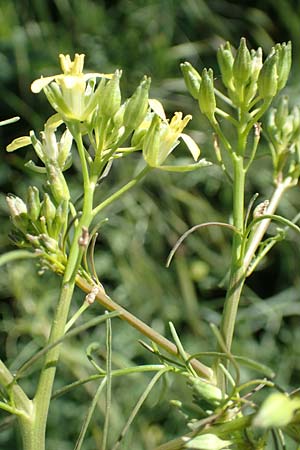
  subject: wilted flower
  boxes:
[31,54,112,122]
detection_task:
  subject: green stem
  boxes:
[220,155,246,353]
[19,126,97,450]
[0,360,32,416]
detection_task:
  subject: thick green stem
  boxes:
[220,155,246,353]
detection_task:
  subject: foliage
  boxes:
[1,2,300,450]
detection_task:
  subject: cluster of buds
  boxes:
[181,38,291,116]
[7,116,71,203]
[31,54,152,160]
[6,186,67,273]
[266,95,300,182]
[28,54,209,172]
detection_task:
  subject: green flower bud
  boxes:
[189,376,223,407]
[275,96,289,129]
[282,115,294,137]
[6,195,28,233]
[46,163,70,203]
[275,41,292,92]
[233,37,252,85]
[183,433,232,449]
[26,186,41,222]
[52,199,69,238]
[142,114,161,167]
[180,62,202,99]
[266,108,277,136]
[57,128,73,169]
[131,112,153,148]
[257,53,278,99]
[198,68,216,119]
[253,392,300,429]
[217,41,234,88]
[99,69,122,118]
[250,47,263,82]
[113,102,126,129]
[292,105,300,131]
[123,76,151,130]
[41,193,56,226]
[40,234,59,253]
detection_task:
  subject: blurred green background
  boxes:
[1,1,300,449]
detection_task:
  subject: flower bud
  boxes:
[99,69,122,118]
[123,76,151,130]
[232,37,252,86]
[26,186,41,222]
[253,392,300,428]
[183,433,232,449]
[6,195,28,233]
[292,105,300,131]
[189,376,223,407]
[275,41,292,92]
[275,96,289,129]
[198,68,216,119]
[41,193,56,225]
[217,41,234,88]
[180,62,201,99]
[52,199,68,238]
[57,128,73,169]
[142,114,161,167]
[257,53,278,99]
[131,113,153,148]
[250,47,263,82]
[46,163,70,203]
[40,234,59,253]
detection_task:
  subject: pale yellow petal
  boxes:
[148,99,166,120]
[6,136,32,152]
[180,133,201,161]
[31,76,57,93]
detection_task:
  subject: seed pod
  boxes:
[123,76,151,130]
[180,62,202,99]
[198,68,216,119]
[232,37,252,86]
[26,186,41,222]
[217,41,234,88]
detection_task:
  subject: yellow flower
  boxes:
[142,103,210,172]
[31,54,112,122]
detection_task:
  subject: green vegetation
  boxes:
[1,2,300,449]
